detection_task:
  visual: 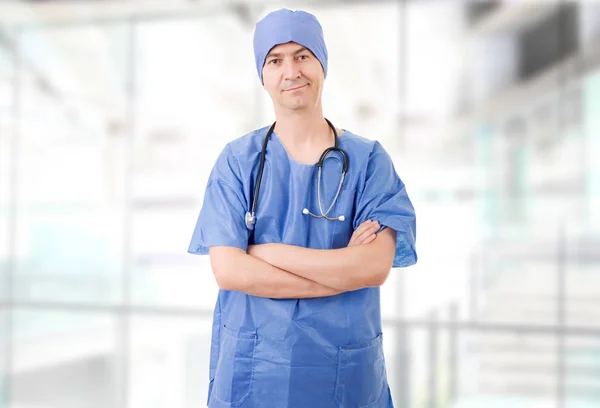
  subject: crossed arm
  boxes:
[209,220,397,299]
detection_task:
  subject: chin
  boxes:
[279,101,307,111]
[291,104,311,112]
[292,97,315,108]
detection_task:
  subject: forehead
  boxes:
[267,41,305,55]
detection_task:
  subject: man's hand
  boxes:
[347,220,380,247]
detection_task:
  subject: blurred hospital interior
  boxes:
[0,0,600,407]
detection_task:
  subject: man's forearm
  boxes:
[209,247,343,299]
[249,228,396,291]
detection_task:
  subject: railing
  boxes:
[390,308,600,408]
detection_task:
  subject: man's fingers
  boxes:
[356,224,379,244]
[354,220,375,236]
[353,221,380,245]
[349,220,373,246]
[348,220,381,247]
[362,233,377,245]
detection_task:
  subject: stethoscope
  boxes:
[245,118,349,230]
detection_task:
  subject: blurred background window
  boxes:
[1,1,600,407]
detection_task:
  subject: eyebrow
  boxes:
[266,46,309,59]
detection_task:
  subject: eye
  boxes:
[267,58,281,65]
[297,54,309,60]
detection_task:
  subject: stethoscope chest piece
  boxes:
[245,211,256,230]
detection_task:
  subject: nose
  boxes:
[282,59,301,80]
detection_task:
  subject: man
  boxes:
[188,8,417,408]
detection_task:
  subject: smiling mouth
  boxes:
[285,84,308,92]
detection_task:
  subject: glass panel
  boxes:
[128,315,212,408]
[130,16,256,308]
[395,0,480,322]
[398,326,600,408]
[11,311,118,408]
[0,311,7,408]
[381,324,403,405]
[393,0,600,328]
[131,209,218,309]
[565,334,600,407]
[456,331,562,408]
[13,23,130,304]
[0,28,15,302]
[312,3,402,145]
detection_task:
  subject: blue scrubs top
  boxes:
[188,125,417,408]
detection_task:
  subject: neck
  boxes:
[273,107,332,147]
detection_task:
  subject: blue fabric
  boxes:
[253,8,328,83]
[188,126,417,407]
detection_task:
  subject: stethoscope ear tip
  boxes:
[302,208,309,215]
[338,215,345,221]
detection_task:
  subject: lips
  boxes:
[284,84,308,92]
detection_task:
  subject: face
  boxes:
[261,42,325,113]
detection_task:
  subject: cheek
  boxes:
[309,80,323,94]
[262,72,277,90]
[306,73,323,90]
[262,80,278,97]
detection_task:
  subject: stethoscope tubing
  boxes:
[246,118,347,230]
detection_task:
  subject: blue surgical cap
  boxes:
[253,8,328,83]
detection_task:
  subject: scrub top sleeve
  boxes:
[354,141,417,268]
[187,144,250,255]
